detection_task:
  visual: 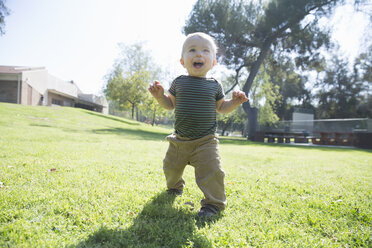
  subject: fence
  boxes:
[255,118,371,148]
[258,118,372,135]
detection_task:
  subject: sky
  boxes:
[0,0,370,95]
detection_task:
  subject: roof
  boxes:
[0,65,46,74]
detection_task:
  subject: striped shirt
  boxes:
[169,75,225,140]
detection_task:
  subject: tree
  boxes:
[104,43,162,121]
[252,69,281,126]
[184,0,343,139]
[105,66,150,120]
[356,96,372,118]
[115,42,155,77]
[217,108,246,136]
[354,45,372,88]
[267,54,314,120]
[315,56,367,118]
[354,45,372,118]
[0,0,9,35]
[140,95,168,126]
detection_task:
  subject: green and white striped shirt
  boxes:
[169,75,225,140]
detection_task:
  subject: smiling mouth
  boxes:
[193,62,204,68]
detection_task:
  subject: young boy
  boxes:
[148,32,248,218]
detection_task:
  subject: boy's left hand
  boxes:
[232,90,249,104]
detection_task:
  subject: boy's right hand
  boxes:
[148,80,164,99]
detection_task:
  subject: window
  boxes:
[64,101,73,107]
[52,98,62,106]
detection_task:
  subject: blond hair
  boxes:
[181,32,218,58]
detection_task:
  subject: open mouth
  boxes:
[193,62,204,68]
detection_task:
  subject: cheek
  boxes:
[185,57,194,65]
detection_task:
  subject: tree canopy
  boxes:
[105,66,151,119]
[104,43,165,122]
[184,0,371,138]
[0,0,9,35]
[315,49,372,119]
[184,0,338,98]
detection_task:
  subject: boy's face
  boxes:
[180,36,217,78]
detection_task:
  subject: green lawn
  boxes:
[0,103,371,247]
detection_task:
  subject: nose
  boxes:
[196,51,202,57]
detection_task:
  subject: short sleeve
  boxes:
[168,78,177,97]
[215,80,225,101]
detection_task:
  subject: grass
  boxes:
[0,102,371,247]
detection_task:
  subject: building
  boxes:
[0,65,108,114]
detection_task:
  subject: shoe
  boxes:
[166,188,183,196]
[197,204,220,218]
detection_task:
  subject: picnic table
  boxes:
[254,131,356,146]
[255,131,312,144]
[311,132,354,146]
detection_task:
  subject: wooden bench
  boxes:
[312,132,354,146]
[262,131,311,144]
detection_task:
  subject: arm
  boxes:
[216,90,248,114]
[148,81,175,110]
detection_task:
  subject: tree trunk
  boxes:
[131,104,135,119]
[221,130,225,136]
[151,106,156,126]
[242,101,258,140]
[242,40,271,95]
[242,40,271,140]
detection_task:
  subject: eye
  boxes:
[189,48,196,52]
[203,49,210,53]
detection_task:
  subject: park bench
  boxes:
[311,132,354,146]
[257,131,312,144]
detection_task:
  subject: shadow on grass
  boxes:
[92,127,168,141]
[73,191,213,248]
[85,111,140,126]
[29,123,53,128]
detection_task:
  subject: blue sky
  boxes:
[0,0,369,95]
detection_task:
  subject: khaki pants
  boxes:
[163,133,226,210]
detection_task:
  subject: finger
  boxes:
[149,85,156,92]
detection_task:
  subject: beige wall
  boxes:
[22,69,48,96]
[19,82,43,106]
[47,74,80,97]
[20,81,28,105]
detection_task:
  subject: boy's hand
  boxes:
[148,81,164,99]
[232,90,248,104]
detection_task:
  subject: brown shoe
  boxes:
[197,204,220,218]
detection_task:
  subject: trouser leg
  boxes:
[163,136,187,190]
[192,136,226,210]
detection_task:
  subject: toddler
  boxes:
[148,32,248,217]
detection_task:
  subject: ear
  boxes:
[180,58,185,67]
[213,59,217,66]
